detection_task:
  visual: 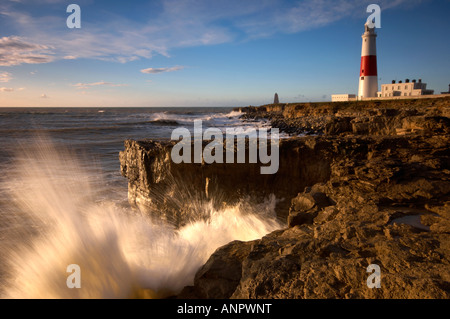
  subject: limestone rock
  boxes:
[177,240,255,299]
[288,189,333,227]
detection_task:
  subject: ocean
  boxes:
[0,107,281,298]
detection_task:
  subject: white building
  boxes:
[331,94,357,102]
[377,79,434,98]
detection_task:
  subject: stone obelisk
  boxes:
[274,93,279,104]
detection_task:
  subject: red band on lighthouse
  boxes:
[360,55,377,77]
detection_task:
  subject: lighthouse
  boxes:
[358,23,378,99]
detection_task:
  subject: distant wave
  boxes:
[145,110,242,125]
[149,119,179,126]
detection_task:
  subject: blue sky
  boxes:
[0,0,449,107]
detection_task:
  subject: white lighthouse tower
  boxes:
[358,23,378,99]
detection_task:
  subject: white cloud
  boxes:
[0,71,12,82]
[0,36,54,66]
[40,93,48,98]
[0,0,422,65]
[0,87,23,92]
[140,66,184,74]
[71,81,128,90]
[235,0,422,38]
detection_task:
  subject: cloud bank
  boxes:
[0,36,54,66]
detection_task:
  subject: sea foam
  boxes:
[1,139,281,298]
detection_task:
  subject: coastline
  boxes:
[120,97,450,298]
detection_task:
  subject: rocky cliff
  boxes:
[119,138,332,224]
[120,97,450,298]
[237,97,450,136]
[178,134,450,298]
